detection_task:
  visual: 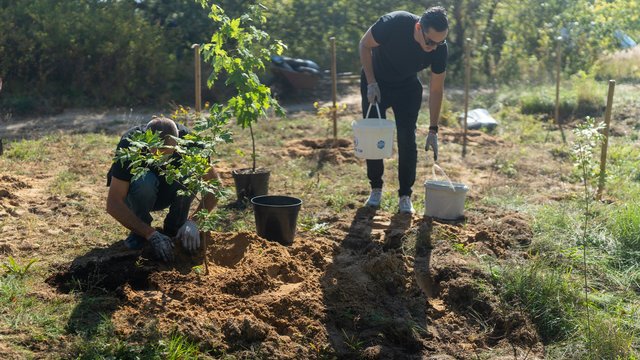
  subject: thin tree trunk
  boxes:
[480,0,500,77]
[250,123,256,172]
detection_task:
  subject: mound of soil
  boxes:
[284,138,357,164]
[49,205,542,359]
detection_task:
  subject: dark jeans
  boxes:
[125,172,194,237]
[360,73,423,197]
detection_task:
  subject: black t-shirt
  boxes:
[370,11,448,85]
[106,123,191,186]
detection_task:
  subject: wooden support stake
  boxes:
[202,231,209,275]
[554,39,567,143]
[192,44,202,117]
[330,37,338,143]
[597,80,616,200]
[462,38,471,158]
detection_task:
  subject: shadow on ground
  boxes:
[321,206,435,359]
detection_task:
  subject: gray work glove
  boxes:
[425,132,439,161]
[176,219,200,253]
[149,231,175,262]
[367,82,381,104]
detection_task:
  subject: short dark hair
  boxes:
[420,6,448,32]
[146,116,178,143]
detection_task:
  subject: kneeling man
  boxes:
[106,117,219,262]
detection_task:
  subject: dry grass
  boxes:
[595,47,640,82]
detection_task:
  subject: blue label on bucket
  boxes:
[377,140,385,149]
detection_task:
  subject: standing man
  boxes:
[106,117,219,262]
[359,7,448,213]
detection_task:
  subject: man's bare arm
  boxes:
[359,28,380,85]
[429,71,446,127]
[106,177,156,239]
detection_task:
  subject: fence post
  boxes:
[192,44,202,117]
[597,80,616,200]
[462,38,471,158]
[330,37,338,143]
[554,38,567,143]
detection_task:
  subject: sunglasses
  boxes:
[421,31,446,47]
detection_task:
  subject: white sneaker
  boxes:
[398,195,415,214]
[365,188,383,208]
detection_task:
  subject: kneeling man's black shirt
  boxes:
[106,123,190,186]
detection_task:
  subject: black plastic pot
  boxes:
[232,168,270,202]
[251,195,303,246]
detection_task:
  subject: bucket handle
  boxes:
[431,164,456,191]
[365,103,383,126]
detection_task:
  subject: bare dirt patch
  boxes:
[48,203,541,359]
[440,128,504,147]
[283,137,357,165]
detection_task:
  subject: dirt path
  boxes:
[0,88,362,141]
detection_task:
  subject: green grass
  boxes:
[477,185,529,212]
[586,313,637,360]
[75,323,196,359]
[5,137,52,161]
[607,203,640,266]
[496,107,550,144]
[298,214,332,235]
[73,316,202,359]
[546,310,639,360]
[594,47,640,82]
[50,169,81,195]
[2,256,38,277]
[499,262,581,342]
[516,77,604,121]
[0,273,74,348]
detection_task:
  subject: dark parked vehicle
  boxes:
[267,55,323,98]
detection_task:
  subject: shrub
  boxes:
[520,92,574,120]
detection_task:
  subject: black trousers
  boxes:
[360,73,423,197]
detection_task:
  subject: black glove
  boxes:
[149,231,175,262]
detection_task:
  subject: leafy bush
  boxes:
[572,74,604,118]
[0,0,178,111]
[519,77,603,121]
[520,93,574,120]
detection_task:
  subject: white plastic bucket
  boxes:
[424,180,469,220]
[352,103,395,159]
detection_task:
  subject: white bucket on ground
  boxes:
[424,180,469,220]
[352,103,395,159]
